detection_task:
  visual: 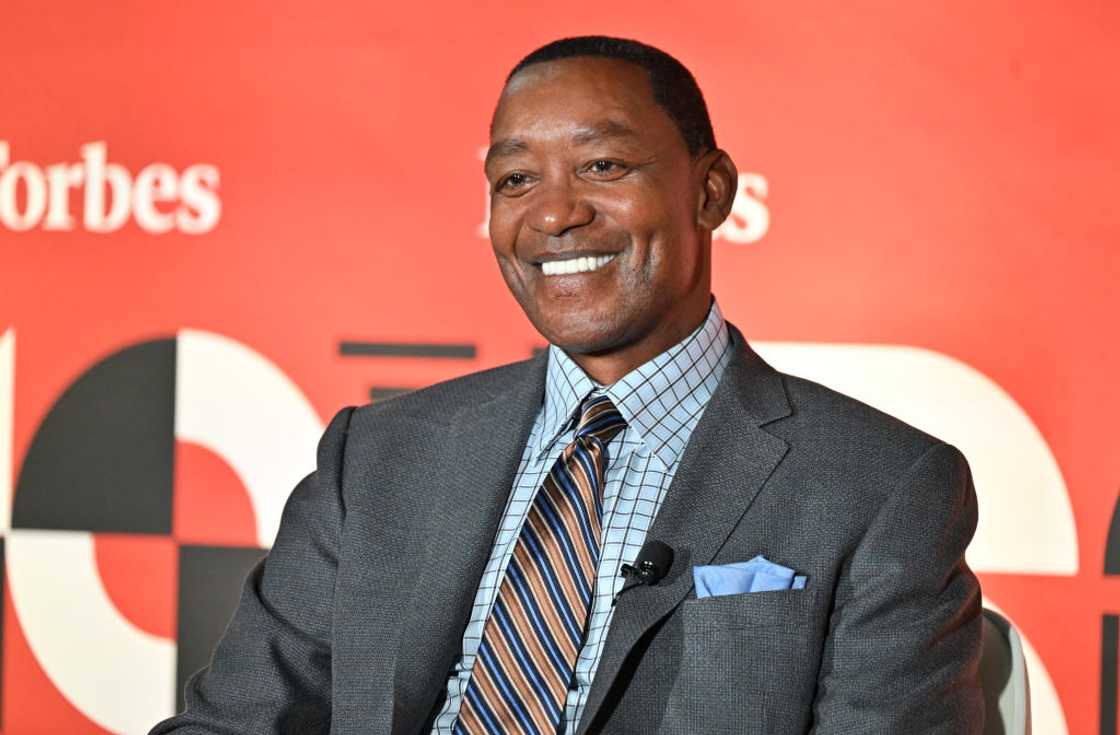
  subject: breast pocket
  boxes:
[659,589,822,733]
[682,587,819,631]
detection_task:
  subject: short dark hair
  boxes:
[507,36,716,157]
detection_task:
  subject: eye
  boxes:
[495,171,534,195]
[583,159,629,180]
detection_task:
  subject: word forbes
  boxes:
[0,141,220,234]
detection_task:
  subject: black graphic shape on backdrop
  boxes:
[1104,492,1120,575]
[338,341,476,359]
[1103,491,1120,734]
[340,340,476,404]
[1103,615,1118,735]
[176,544,268,711]
[13,339,176,533]
[369,386,411,402]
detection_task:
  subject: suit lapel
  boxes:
[577,332,792,733]
[391,354,548,735]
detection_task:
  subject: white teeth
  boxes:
[541,254,616,277]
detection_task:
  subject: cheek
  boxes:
[624,213,686,281]
[602,185,685,247]
[488,202,520,257]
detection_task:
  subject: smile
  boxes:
[540,254,616,277]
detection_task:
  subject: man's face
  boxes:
[486,57,713,358]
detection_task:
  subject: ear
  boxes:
[696,149,738,231]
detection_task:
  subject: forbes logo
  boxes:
[0,141,221,234]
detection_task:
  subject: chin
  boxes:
[533,312,633,356]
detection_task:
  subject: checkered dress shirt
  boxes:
[432,301,732,732]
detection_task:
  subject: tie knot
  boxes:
[575,394,627,444]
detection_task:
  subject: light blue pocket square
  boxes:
[693,555,807,599]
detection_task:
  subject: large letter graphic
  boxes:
[7,330,323,733]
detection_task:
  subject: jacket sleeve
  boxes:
[810,442,985,733]
[149,406,355,734]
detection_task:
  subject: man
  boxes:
[152,36,983,734]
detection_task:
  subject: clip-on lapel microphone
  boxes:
[613,540,674,606]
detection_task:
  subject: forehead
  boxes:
[491,56,676,143]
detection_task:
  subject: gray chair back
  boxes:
[980,607,1031,735]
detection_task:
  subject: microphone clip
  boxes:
[619,559,660,586]
[613,540,674,607]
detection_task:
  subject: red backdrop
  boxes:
[1,2,1118,732]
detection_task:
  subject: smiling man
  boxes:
[152,36,983,734]
[485,53,729,386]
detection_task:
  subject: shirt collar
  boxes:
[537,299,731,468]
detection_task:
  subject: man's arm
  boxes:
[149,407,355,734]
[811,442,984,733]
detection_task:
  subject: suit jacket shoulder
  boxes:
[351,356,539,425]
[338,354,545,519]
[770,369,955,506]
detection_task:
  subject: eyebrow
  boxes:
[484,138,530,167]
[485,120,642,168]
[569,120,641,146]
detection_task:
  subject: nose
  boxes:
[525,180,594,237]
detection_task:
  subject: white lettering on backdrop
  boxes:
[0,141,221,234]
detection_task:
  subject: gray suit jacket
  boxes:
[151,328,983,734]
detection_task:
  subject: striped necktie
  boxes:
[455,394,627,735]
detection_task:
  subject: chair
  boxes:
[980,607,1031,735]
